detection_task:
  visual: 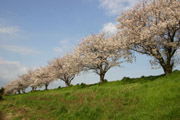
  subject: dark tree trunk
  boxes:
[22,89,25,94]
[162,65,173,75]
[31,87,35,92]
[45,84,48,90]
[18,90,21,94]
[100,72,105,83]
[32,87,37,92]
[31,87,34,92]
[65,81,70,87]
[157,52,173,75]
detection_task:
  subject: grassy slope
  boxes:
[0,71,180,120]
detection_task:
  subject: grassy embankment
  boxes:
[0,70,180,120]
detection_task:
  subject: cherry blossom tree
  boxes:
[18,73,31,93]
[18,69,37,92]
[116,0,180,75]
[30,66,55,90]
[49,53,81,87]
[24,69,38,92]
[74,33,131,83]
[4,79,22,95]
[4,70,34,94]
[4,66,55,94]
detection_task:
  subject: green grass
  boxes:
[1,70,180,120]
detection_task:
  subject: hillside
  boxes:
[0,71,180,120]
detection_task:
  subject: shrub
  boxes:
[80,83,86,88]
[103,79,108,83]
[0,87,4,100]
[121,77,130,81]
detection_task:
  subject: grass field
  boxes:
[0,70,180,120]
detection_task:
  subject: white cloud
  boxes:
[98,0,140,16]
[0,45,38,55]
[0,24,22,42]
[0,26,19,35]
[0,57,28,87]
[101,22,117,35]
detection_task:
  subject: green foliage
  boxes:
[103,79,108,83]
[0,87,4,94]
[0,71,180,120]
[0,95,2,100]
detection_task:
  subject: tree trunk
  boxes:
[32,87,37,92]
[162,65,172,75]
[158,56,173,75]
[22,89,25,94]
[45,84,48,90]
[31,87,35,92]
[18,90,21,94]
[65,81,70,87]
[100,72,105,83]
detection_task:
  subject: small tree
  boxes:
[49,53,81,87]
[74,33,130,83]
[116,0,180,75]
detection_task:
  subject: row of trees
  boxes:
[4,33,130,94]
[3,0,180,94]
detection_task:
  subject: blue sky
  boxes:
[0,0,179,88]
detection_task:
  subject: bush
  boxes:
[103,79,108,83]
[80,83,86,88]
[0,87,4,94]
[121,77,130,81]
[76,83,87,88]
[0,87,4,100]
[141,76,145,78]
[0,96,2,101]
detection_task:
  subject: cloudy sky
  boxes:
[0,0,179,88]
